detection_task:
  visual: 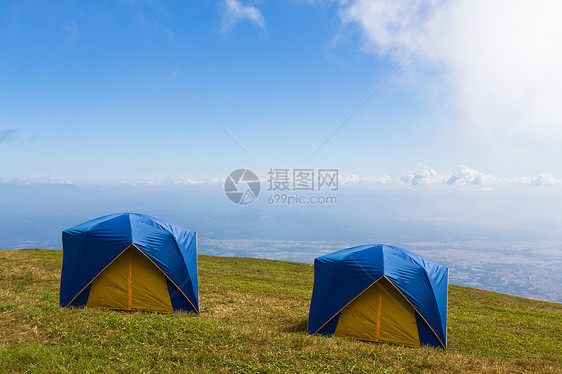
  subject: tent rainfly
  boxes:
[307,244,448,348]
[60,213,198,314]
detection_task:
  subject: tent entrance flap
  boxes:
[334,277,420,347]
[86,245,173,313]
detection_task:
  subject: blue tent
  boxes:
[308,244,448,348]
[60,213,198,314]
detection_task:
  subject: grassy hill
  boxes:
[0,249,561,373]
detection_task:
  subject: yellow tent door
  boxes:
[86,245,173,313]
[334,277,420,347]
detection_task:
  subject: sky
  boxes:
[2,0,562,184]
[1,1,562,302]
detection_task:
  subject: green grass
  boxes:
[0,249,561,373]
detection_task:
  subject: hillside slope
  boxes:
[0,249,561,373]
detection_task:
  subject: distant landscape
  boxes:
[1,181,561,303]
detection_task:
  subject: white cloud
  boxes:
[220,0,265,32]
[517,174,562,186]
[397,164,499,186]
[0,177,73,185]
[4,167,560,187]
[114,178,223,186]
[340,165,562,187]
[340,174,393,185]
[338,0,562,145]
[445,165,501,185]
[400,165,446,185]
[530,174,562,186]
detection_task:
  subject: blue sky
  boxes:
[1,1,562,302]
[3,0,561,183]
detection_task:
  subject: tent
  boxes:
[60,213,198,314]
[307,244,448,348]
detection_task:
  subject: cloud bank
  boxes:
[341,165,562,187]
[220,0,265,32]
[338,0,562,145]
[2,166,560,187]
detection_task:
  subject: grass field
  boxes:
[0,249,561,373]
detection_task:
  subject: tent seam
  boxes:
[134,244,199,314]
[64,244,133,308]
[418,268,447,345]
[384,276,446,348]
[313,276,383,335]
